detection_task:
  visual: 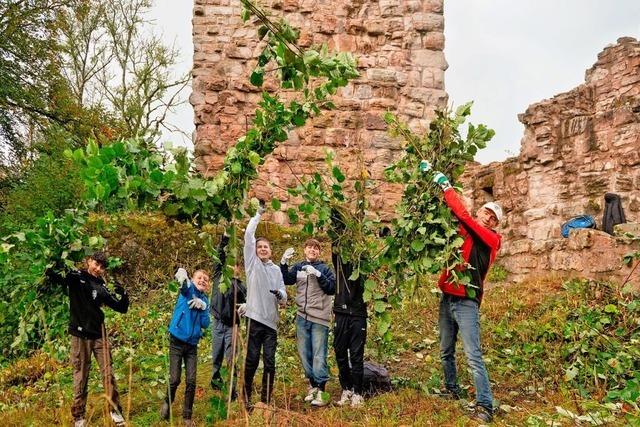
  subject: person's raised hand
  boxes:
[174,268,189,285]
[433,171,452,191]
[280,248,295,265]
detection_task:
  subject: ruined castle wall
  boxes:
[191,0,448,222]
[461,37,640,284]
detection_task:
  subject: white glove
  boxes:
[238,303,247,317]
[188,297,207,310]
[174,268,189,285]
[280,248,295,265]
[301,265,321,277]
[257,203,266,215]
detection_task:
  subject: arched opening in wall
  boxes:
[481,186,494,202]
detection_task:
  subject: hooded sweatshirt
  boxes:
[244,212,287,331]
[281,260,335,327]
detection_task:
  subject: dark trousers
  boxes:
[333,312,367,394]
[70,335,121,420]
[211,321,239,395]
[243,319,277,405]
[166,335,198,420]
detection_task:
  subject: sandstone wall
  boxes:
[191,0,448,222]
[461,37,640,285]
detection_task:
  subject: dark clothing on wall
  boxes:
[66,270,129,339]
[333,312,367,394]
[166,335,198,420]
[603,192,626,235]
[243,318,277,405]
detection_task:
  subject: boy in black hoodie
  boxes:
[330,211,367,408]
[210,233,247,399]
[63,252,129,427]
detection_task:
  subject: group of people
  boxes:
[63,165,504,426]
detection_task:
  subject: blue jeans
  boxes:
[296,315,329,389]
[439,295,493,411]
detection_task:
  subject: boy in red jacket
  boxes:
[421,161,502,423]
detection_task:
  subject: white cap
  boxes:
[481,202,503,223]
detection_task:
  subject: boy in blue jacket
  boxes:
[160,268,211,426]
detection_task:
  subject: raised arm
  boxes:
[244,212,261,270]
[280,262,298,286]
[443,188,501,250]
[213,234,230,278]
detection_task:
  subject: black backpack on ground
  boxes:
[362,361,392,397]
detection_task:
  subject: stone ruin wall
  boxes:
[191,0,448,223]
[461,37,640,285]
[192,0,640,285]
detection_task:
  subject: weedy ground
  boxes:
[1,215,638,426]
[1,277,638,426]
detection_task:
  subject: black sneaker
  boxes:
[470,406,493,423]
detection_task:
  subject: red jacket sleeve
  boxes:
[443,188,501,251]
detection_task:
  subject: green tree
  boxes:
[57,0,189,144]
[0,0,69,165]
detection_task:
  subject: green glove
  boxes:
[419,160,432,173]
[433,172,451,190]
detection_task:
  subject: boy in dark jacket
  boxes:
[161,268,211,426]
[210,233,246,399]
[330,211,368,408]
[280,238,336,406]
[64,251,129,427]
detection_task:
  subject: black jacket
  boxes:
[332,251,367,318]
[603,193,626,235]
[66,270,129,339]
[210,235,247,327]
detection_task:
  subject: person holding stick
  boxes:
[61,251,129,427]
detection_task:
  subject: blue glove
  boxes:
[419,160,432,173]
[433,171,452,190]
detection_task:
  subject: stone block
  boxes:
[614,223,640,237]
[366,68,397,82]
[412,13,444,32]
[411,49,448,69]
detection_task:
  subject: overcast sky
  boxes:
[149,1,640,164]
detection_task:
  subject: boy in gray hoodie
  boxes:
[240,206,287,408]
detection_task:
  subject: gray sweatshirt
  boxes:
[244,212,287,331]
